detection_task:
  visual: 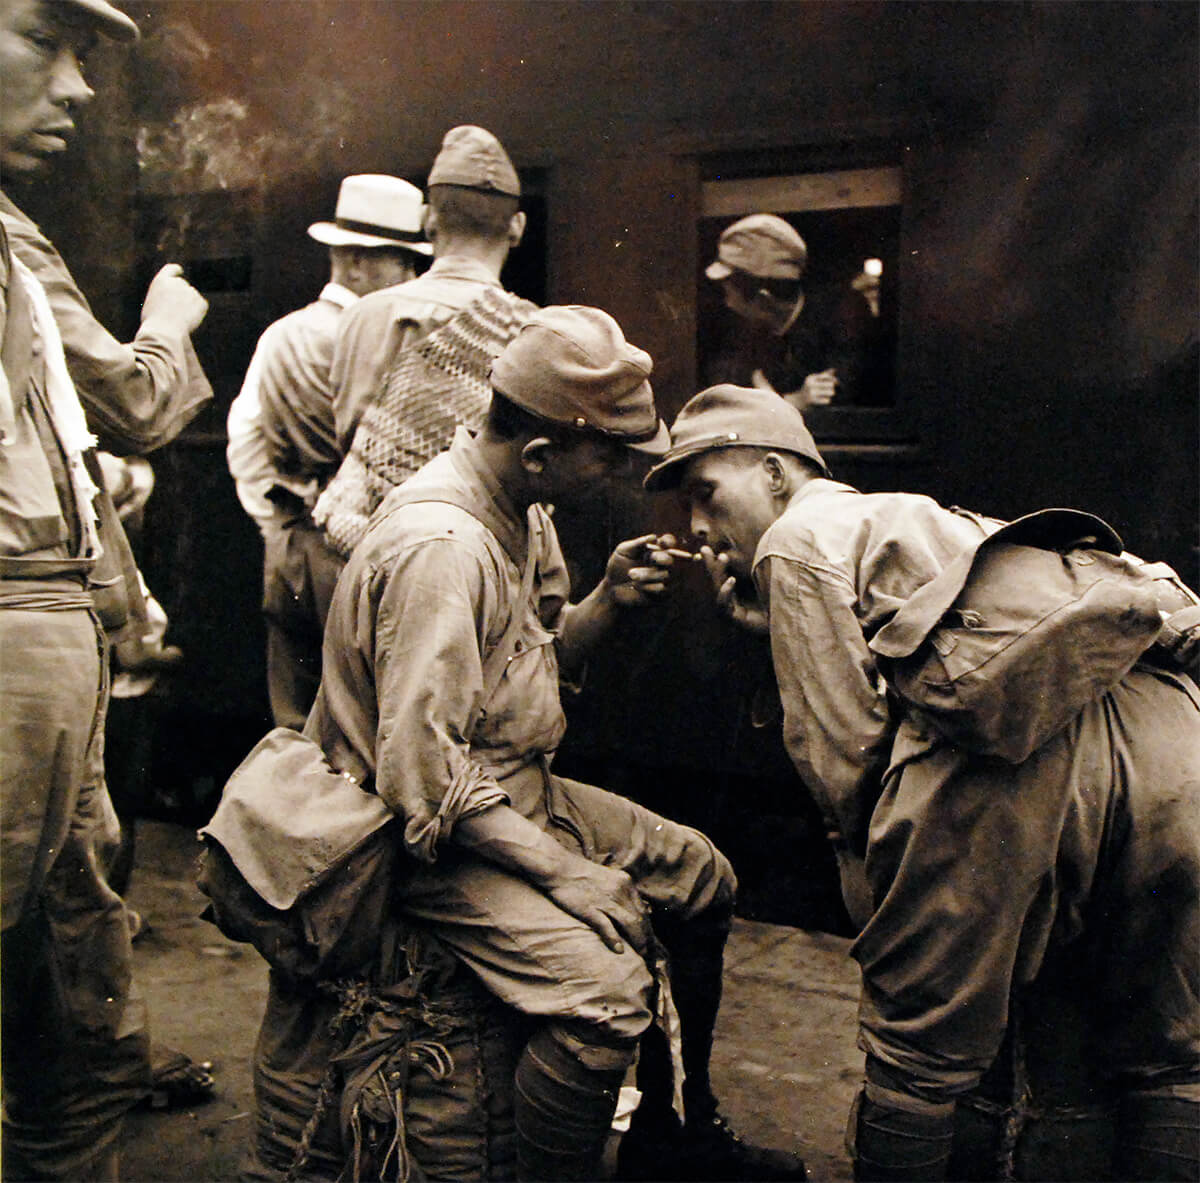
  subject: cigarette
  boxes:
[647,543,702,561]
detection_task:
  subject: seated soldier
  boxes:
[251,311,807,1181]
[645,384,1200,1182]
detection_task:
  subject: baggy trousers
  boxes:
[262,516,345,732]
[249,766,736,1178]
[1,605,151,1180]
[851,665,1200,1176]
[398,770,737,1052]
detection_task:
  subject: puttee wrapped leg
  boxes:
[849,1059,955,1183]
[513,1026,634,1182]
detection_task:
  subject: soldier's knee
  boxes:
[678,829,738,923]
[562,947,656,1043]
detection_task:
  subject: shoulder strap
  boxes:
[382,482,544,738]
[475,506,542,728]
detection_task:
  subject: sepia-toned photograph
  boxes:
[2,2,1197,1181]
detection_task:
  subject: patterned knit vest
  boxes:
[315,286,537,558]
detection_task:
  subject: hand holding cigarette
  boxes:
[600,534,697,609]
[698,545,769,635]
[643,534,704,564]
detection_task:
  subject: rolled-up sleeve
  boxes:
[3,206,210,454]
[370,538,509,860]
[759,551,893,851]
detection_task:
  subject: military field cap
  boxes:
[489,306,670,455]
[644,383,830,491]
[427,125,521,197]
[705,214,808,282]
[54,0,139,41]
[308,175,433,254]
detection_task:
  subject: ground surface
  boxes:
[119,820,861,1181]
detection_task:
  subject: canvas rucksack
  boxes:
[870,508,1198,763]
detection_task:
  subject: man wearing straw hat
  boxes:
[228,174,430,729]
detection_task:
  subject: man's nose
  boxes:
[50,49,94,109]
[689,511,710,543]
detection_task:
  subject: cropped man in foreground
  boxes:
[1,0,211,1175]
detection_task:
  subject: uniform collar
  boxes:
[424,254,503,286]
[319,282,358,309]
[445,427,531,566]
[752,478,853,571]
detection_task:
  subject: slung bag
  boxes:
[196,727,396,976]
[869,509,1174,764]
[198,485,541,972]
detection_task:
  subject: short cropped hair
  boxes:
[723,443,825,483]
[485,391,578,446]
[428,184,519,239]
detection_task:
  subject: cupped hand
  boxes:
[601,533,681,608]
[699,546,769,634]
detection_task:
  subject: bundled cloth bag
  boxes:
[197,727,395,975]
[199,473,537,960]
[314,286,536,558]
[870,508,1199,763]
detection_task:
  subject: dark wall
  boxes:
[18,1,1197,925]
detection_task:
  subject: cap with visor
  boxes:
[55,0,139,41]
[489,306,670,455]
[644,383,829,490]
[704,214,808,282]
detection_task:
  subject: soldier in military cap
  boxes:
[1,0,212,1177]
[329,123,534,454]
[646,383,1200,1182]
[252,309,806,1182]
[703,212,872,409]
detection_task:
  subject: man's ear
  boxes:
[508,210,527,249]
[763,452,790,495]
[422,203,436,240]
[519,436,554,475]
